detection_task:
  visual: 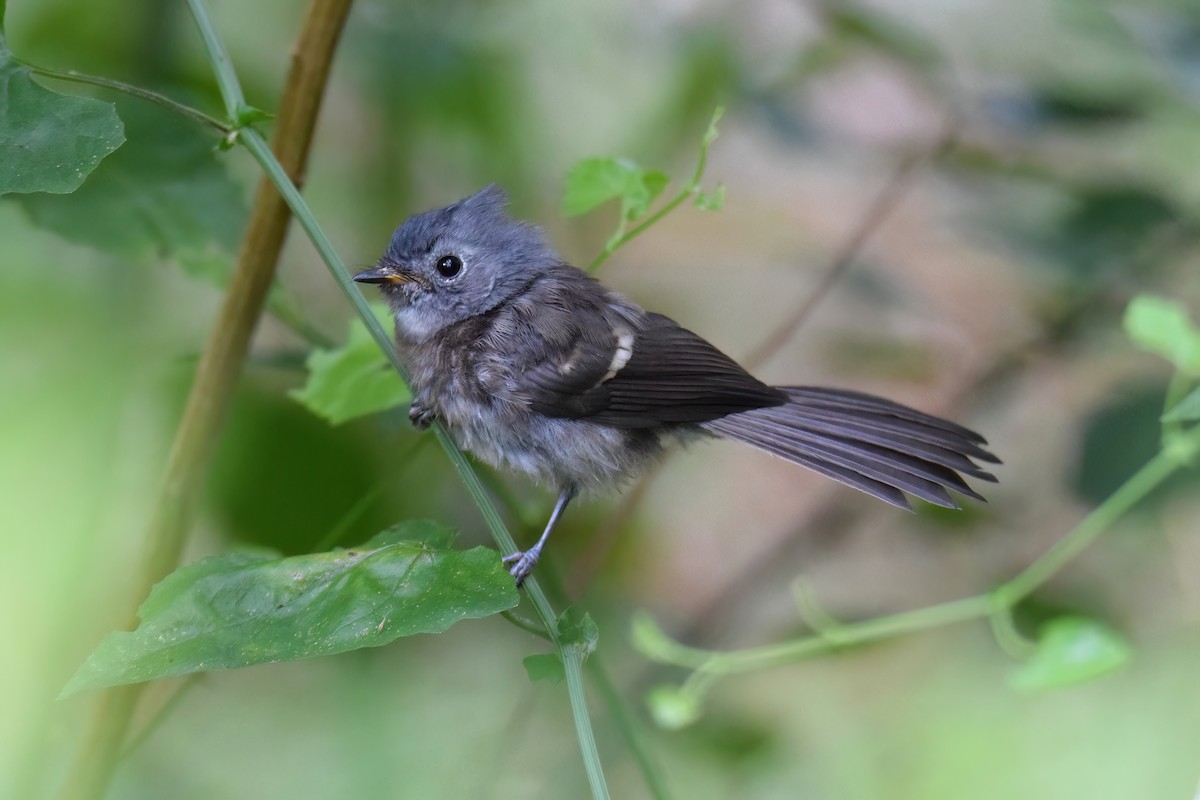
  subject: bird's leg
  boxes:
[503,490,573,586]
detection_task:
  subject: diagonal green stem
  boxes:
[194,10,609,794]
[239,116,612,800]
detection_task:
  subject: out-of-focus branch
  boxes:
[56,3,353,798]
[743,118,959,371]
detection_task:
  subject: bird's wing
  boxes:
[514,311,786,428]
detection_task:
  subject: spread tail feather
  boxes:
[701,387,999,511]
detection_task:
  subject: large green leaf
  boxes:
[63,520,517,695]
[0,48,124,195]
[14,96,244,285]
[290,305,410,425]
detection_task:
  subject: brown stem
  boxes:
[55,2,354,798]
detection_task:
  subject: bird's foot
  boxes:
[502,549,540,587]
[408,401,435,430]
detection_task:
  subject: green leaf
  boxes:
[361,518,457,550]
[694,183,725,211]
[14,96,244,284]
[562,157,636,216]
[556,608,598,658]
[290,305,410,425]
[628,169,669,219]
[63,522,518,696]
[1163,385,1200,423]
[1009,616,1132,693]
[0,54,124,195]
[562,157,669,221]
[1123,295,1200,376]
[646,685,701,730]
[523,653,565,684]
[234,103,273,127]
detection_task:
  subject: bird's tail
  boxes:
[701,386,999,510]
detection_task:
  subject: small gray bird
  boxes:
[355,185,998,584]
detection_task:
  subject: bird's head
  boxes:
[354,185,556,342]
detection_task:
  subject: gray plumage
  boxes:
[355,185,998,583]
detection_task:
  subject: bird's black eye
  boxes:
[436,254,463,279]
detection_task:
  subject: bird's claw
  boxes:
[409,401,435,430]
[502,550,539,587]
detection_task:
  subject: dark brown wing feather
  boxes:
[521,313,786,427]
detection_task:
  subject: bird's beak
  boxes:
[353,265,411,285]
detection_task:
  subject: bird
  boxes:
[354,185,998,585]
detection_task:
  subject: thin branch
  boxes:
[19,61,232,133]
[742,119,958,371]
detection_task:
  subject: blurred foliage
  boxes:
[207,378,406,555]
[15,96,244,285]
[3,0,1200,798]
[1072,381,1198,505]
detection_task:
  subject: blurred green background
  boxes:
[3,0,1200,797]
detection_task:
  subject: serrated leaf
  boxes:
[290,306,410,425]
[646,684,701,730]
[63,522,518,696]
[13,96,244,284]
[1123,295,1200,376]
[1009,616,1132,693]
[0,53,124,195]
[523,653,564,684]
[1163,385,1200,423]
[556,608,598,657]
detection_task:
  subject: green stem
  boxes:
[1162,370,1192,444]
[184,0,244,121]
[700,596,991,675]
[643,423,1200,691]
[564,646,611,800]
[587,107,722,273]
[236,62,614,800]
[19,61,231,133]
